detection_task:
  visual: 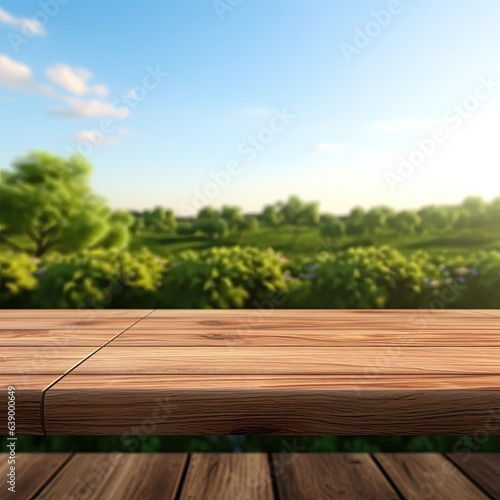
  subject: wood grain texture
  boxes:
[0,347,101,374]
[273,453,399,500]
[9,453,499,499]
[3,309,500,436]
[0,375,60,434]
[113,329,500,346]
[0,330,122,347]
[0,318,137,329]
[37,453,187,500]
[69,346,500,375]
[44,376,500,435]
[374,453,489,500]
[0,309,152,318]
[147,309,487,318]
[179,454,273,500]
[0,453,71,499]
[446,454,500,500]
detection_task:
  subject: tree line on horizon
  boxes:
[1,151,499,257]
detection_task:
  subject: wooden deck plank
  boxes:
[374,453,490,500]
[0,347,104,375]
[0,375,60,434]
[44,374,500,435]
[0,319,138,329]
[0,453,72,499]
[446,454,500,499]
[0,309,152,318]
[179,454,273,500]
[129,317,500,330]
[113,329,500,346]
[273,453,399,500]
[69,346,500,375]
[37,453,187,500]
[0,330,124,347]
[147,309,486,317]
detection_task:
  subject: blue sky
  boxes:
[1,0,500,215]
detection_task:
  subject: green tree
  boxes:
[221,206,243,231]
[238,216,260,232]
[388,210,421,235]
[193,218,229,239]
[279,195,304,225]
[320,215,345,238]
[261,205,283,227]
[364,207,387,235]
[197,206,220,220]
[0,151,132,257]
[345,206,366,235]
[418,205,451,232]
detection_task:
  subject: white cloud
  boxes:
[0,7,46,36]
[370,119,438,132]
[310,143,346,153]
[0,54,52,95]
[50,97,129,119]
[74,127,134,147]
[74,130,118,146]
[242,107,272,116]
[46,64,108,97]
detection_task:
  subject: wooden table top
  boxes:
[1,309,500,435]
[1,452,499,499]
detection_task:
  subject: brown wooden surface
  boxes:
[3,453,498,499]
[37,453,186,500]
[446,453,500,500]
[180,454,273,500]
[0,310,499,435]
[273,453,399,500]
[0,453,71,500]
[0,375,59,434]
[67,346,500,375]
[374,453,490,500]
[0,330,121,347]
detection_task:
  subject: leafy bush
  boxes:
[311,246,426,308]
[0,252,38,307]
[158,246,287,308]
[33,248,166,308]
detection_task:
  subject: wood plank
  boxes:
[446,454,500,500]
[0,309,153,318]
[37,453,187,500]
[113,328,500,347]
[273,453,398,500]
[0,318,138,329]
[44,374,500,435]
[70,346,500,375]
[0,453,71,499]
[130,316,500,330]
[374,453,489,500]
[0,330,123,347]
[147,309,486,318]
[179,454,273,500]
[0,375,60,434]
[0,347,102,375]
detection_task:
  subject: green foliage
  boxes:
[320,215,345,238]
[312,246,426,308]
[0,151,131,257]
[0,252,38,306]
[158,246,287,308]
[193,218,229,240]
[238,216,260,232]
[33,248,166,308]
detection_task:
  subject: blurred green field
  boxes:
[130,224,500,259]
